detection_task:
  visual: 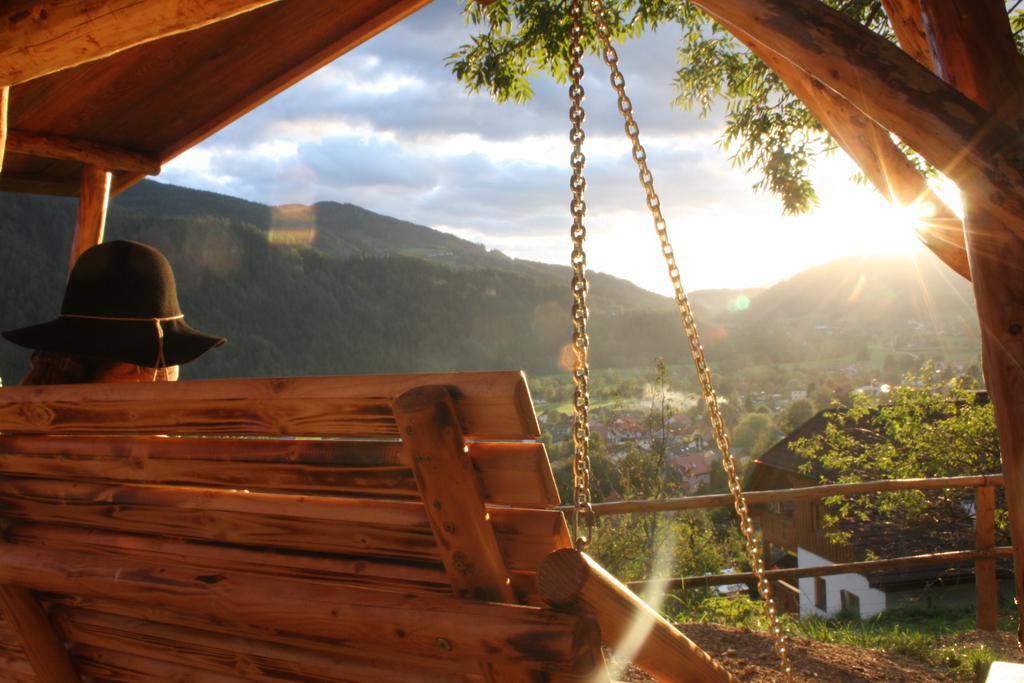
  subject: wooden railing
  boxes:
[568,474,1006,630]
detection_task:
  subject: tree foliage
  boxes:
[450,1,1024,214]
[792,366,1001,538]
[587,360,744,581]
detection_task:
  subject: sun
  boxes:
[857,200,933,256]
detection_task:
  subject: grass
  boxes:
[682,594,1010,681]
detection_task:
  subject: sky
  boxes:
[159,1,945,295]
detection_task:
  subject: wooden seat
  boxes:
[0,370,731,682]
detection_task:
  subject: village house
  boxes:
[745,407,1011,619]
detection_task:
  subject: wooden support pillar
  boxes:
[975,485,998,631]
[393,386,557,683]
[879,0,934,69]
[70,165,111,270]
[539,549,735,683]
[912,0,1024,638]
[0,586,80,682]
[0,86,8,173]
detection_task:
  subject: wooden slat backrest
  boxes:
[0,371,540,439]
[0,435,560,506]
[0,371,590,682]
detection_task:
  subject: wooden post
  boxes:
[913,0,1024,637]
[0,86,8,173]
[393,386,557,683]
[975,485,998,631]
[0,586,80,682]
[5,131,160,175]
[539,549,735,683]
[0,0,286,87]
[69,164,111,270]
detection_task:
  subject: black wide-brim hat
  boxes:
[3,240,225,367]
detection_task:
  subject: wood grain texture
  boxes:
[694,0,1024,238]
[5,131,159,174]
[0,542,598,668]
[395,387,517,602]
[0,371,540,439]
[716,15,969,280]
[0,434,558,506]
[3,0,432,196]
[0,585,78,679]
[919,0,1024,121]
[0,478,566,570]
[395,386,543,683]
[70,644,249,683]
[879,0,934,68]
[0,0,285,87]
[538,550,735,683]
[975,486,998,631]
[0,646,37,682]
[916,0,1024,636]
[0,86,8,173]
[69,164,109,270]
[9,524,450,594]
[55,607,477,683]
[0,585,80,682]
[46,594,486,677]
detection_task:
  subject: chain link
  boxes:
[583,0,792,676]
[568,0,595,551]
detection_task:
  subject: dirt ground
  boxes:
[609,623,1024,682]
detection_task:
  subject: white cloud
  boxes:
[161,0,920,293]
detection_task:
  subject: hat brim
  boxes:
[2,317,225,367]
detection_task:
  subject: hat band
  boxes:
[59,313,185,373]
[59,314,185,323]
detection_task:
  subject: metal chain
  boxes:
[583,0,792,676]
[568,0,595,551]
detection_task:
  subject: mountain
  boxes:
[0,181,682,382]
[0,181,981,384]
[742,253,977,326]
[114,181,673,315]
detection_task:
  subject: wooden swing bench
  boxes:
[0,371,733,682]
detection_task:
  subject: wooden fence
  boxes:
[563,474,1006,630]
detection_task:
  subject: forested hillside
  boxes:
[0,181,981,383]
[0,182,684,381]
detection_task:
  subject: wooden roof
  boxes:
[0,0,430,197]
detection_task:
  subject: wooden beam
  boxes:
[111,0,433,196]
[0,0,287,88]
[55,607,474,683]
[0,542,598,669]
[0,586,80,682]
[918,0,1024,128]
[5,131,160,175]
[879,0,934,69]
[575,473,1004,516]
[914,0,1024,639]
[395,386,550,683]
[69,164,110,270]
[0,86,8,173]
[691,0,1024,239]
[718,16,969,280]
[629,546,1014,592]
[10,523,450,594]
[0,371,540,440]
[395,387,519,603]
[539,550,735,683]
[975,485,998,631]
[0,435,559,507]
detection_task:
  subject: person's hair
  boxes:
[20,351,120,386]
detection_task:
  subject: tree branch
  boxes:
[691,0,1024,241]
